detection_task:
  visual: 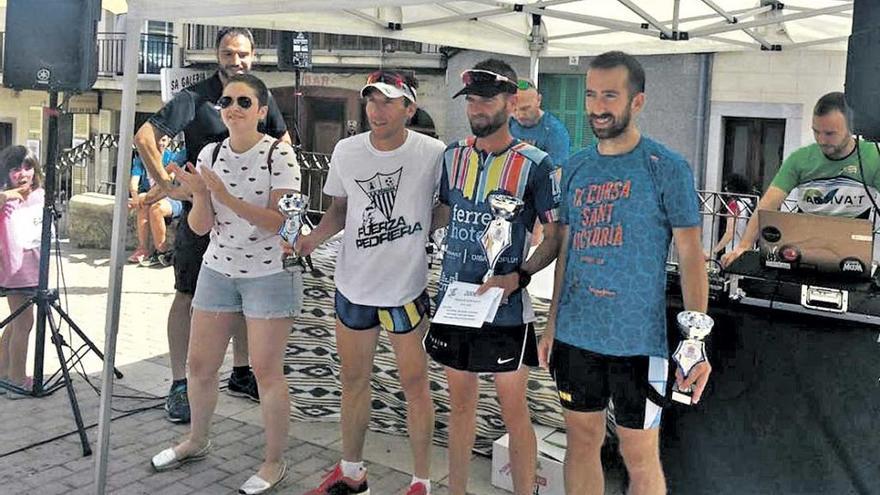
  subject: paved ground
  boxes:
[0,242,622,494]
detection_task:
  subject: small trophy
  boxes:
[671,311,714,405]
[480,192,524,282]
[278,192,313,272]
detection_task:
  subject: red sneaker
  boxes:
[404,481,429,495]
[127,248,150,264]
[303,463,370,495]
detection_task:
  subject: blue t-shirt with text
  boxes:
[556,137,700,358]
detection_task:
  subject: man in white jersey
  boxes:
[295,70,446,495]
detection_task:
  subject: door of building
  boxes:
[722,117,786,192]
[307,98,346,154]
[0,123,12,151]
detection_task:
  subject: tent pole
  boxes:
[530,50,540,85]
[529,13,543,85]
[694,52,711,189]
[93,12,143,495]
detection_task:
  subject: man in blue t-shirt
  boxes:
[509,79,571,168]
[538,51,709,494]
[510,80,571,246]
[128,136,186,266]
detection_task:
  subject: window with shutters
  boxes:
[538,74,595,154]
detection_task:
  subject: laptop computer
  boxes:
[757,210,875,278]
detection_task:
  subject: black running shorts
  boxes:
[550,340,670,430]
[424,322,538,373]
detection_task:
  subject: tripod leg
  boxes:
[50,299,124,379]
[47,308,92,456]
[0,297,35,329]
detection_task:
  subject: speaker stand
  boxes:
[0,92,122,457]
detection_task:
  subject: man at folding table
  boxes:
[722,91,880,268]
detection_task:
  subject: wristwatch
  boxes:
[516,268,532,289]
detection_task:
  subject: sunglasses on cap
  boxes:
[367,70,408,88]
[216,95,254,110]
[460,69,517,88]
[363,70,417,101]
[517,79,536,90]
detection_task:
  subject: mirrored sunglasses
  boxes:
[216,95,254,110]
[366,70,407,88]
[461,69,516,88]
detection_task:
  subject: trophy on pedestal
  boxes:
[671,310,714,405]
[480,192,524,281]
[277,192,313,272]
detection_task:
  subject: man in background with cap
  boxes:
[510,79,571,169]
[510,79,571,245]
[424,58,562,495]
[295,70,445,495]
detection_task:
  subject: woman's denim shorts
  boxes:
[192,266,303,319]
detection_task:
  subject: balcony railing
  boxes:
[97,32,176,76]
[183,25,439,55]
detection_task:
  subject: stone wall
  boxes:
[69,192,176,251]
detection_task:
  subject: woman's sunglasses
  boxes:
[216,95,254,110]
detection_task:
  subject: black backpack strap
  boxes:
[266,139,282,174]
[210,141,222,168]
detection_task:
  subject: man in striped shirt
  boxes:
[425,58,561,495]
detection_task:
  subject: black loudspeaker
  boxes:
[3,0,101,91]
[845,0,880,141]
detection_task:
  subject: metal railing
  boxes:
[97,32,176,76]
[54,135,333,218]
[183,25,439,54]
[56,133,119,201]
[295,148,332,216]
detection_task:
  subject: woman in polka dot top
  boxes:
[151,73,302,494]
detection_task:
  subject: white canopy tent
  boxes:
[94,1,854,492]
[125,0,854,80]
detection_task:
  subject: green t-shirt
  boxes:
[770,141,880,218]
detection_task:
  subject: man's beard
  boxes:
[821,140,851,159]
[469,109,508,138]
[220,65,247,80]
[589,108,632,140]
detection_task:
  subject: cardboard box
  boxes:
[492,425,567,495]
